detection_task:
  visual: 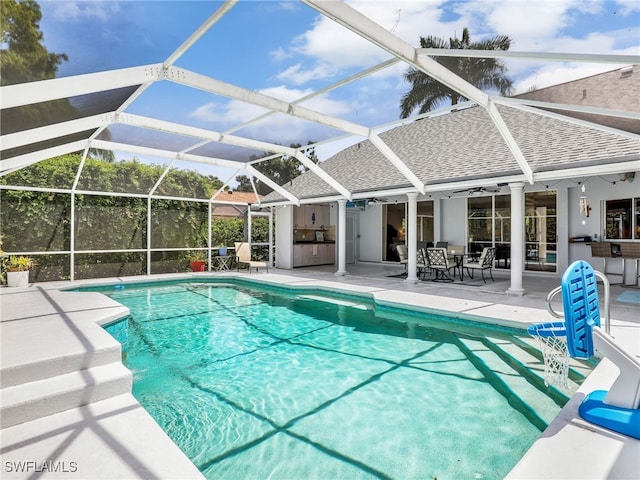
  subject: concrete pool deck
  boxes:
[1,266,639,479]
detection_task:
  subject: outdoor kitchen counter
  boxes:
[293,242,336,267]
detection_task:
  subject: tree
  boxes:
[0,1,117,161]
[400,28,513,118]
[236,143,319,196]
[0,0,68,85]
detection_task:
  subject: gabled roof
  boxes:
[262,103,640,204]
[212,190,261,204]
[212,190,262,217]
[514,66,640,134]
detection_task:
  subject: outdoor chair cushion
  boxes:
[464,247,496,282]
[234,242,268,273]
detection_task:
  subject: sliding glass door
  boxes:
[383,201,433,262]
[525,191,557,272]
[467,192,556,272]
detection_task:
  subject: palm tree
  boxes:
[400,28,513,118]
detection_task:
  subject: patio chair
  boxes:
[463,247,496,283]
[435,241,448,248]
[495,244,510,268]
[416,247,430,279]
[396,244,408,271]
[620,242,640,287]
[426,247,454,282]
[526,244,543,270]
[234,242,268,273]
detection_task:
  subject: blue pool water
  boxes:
[96,280,585,480]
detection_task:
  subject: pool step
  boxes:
[0,362,132,429]
[0,341,123,390]
[456,335,575,427]
[0,290,129,389]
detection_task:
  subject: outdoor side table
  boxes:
[214,255,234,271]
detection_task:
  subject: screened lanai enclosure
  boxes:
[1,0,639,284]
[0,156,272,281]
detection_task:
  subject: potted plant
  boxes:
[186,250,207,272]
[6,255,35,287]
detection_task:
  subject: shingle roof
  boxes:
[514,66,640,134]
[213,190,261,204]
[263,103,639,203]
[212,190,262,217]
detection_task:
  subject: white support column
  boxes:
[405,192,418,283]
[269,207,274,268]
[247,207,252,244]
[70,193,75,282]
[507,182,526,295]
[335,199,348,276]
[208,202,213,272]
[147,197,152,276]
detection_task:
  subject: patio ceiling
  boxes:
[1,0,639,206]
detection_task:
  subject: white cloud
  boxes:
[275,1,454,82]
[269,47,291,62]
[276,63,335,85]
[614,0,640,15]
[277,2,299,12]
[189,85,352,145]
[47,1,120,22]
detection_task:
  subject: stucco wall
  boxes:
[567,174,639,281]
[440,197,467,246]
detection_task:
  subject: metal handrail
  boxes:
[545,270,611,335]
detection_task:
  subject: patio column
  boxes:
[405,192,418,283]
[335,199,347,276]
[507,182,526,295]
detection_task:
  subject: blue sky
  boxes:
[37,0,640,185]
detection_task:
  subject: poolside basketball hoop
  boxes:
[528,322,569,389]
[531,261,640,440]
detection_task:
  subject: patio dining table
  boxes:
[448,252,481,281]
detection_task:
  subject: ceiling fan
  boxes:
[453,186,500,195]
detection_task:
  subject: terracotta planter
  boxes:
[7,270,29,287]
[190,261,206,272]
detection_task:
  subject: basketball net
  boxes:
[534,333,570,389]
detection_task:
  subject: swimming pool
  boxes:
[97,280,589,479]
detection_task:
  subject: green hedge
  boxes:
[0,154,264,281]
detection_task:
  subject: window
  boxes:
[467,195,510,254]
[605,198,634,240]
[636,199,640,240]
